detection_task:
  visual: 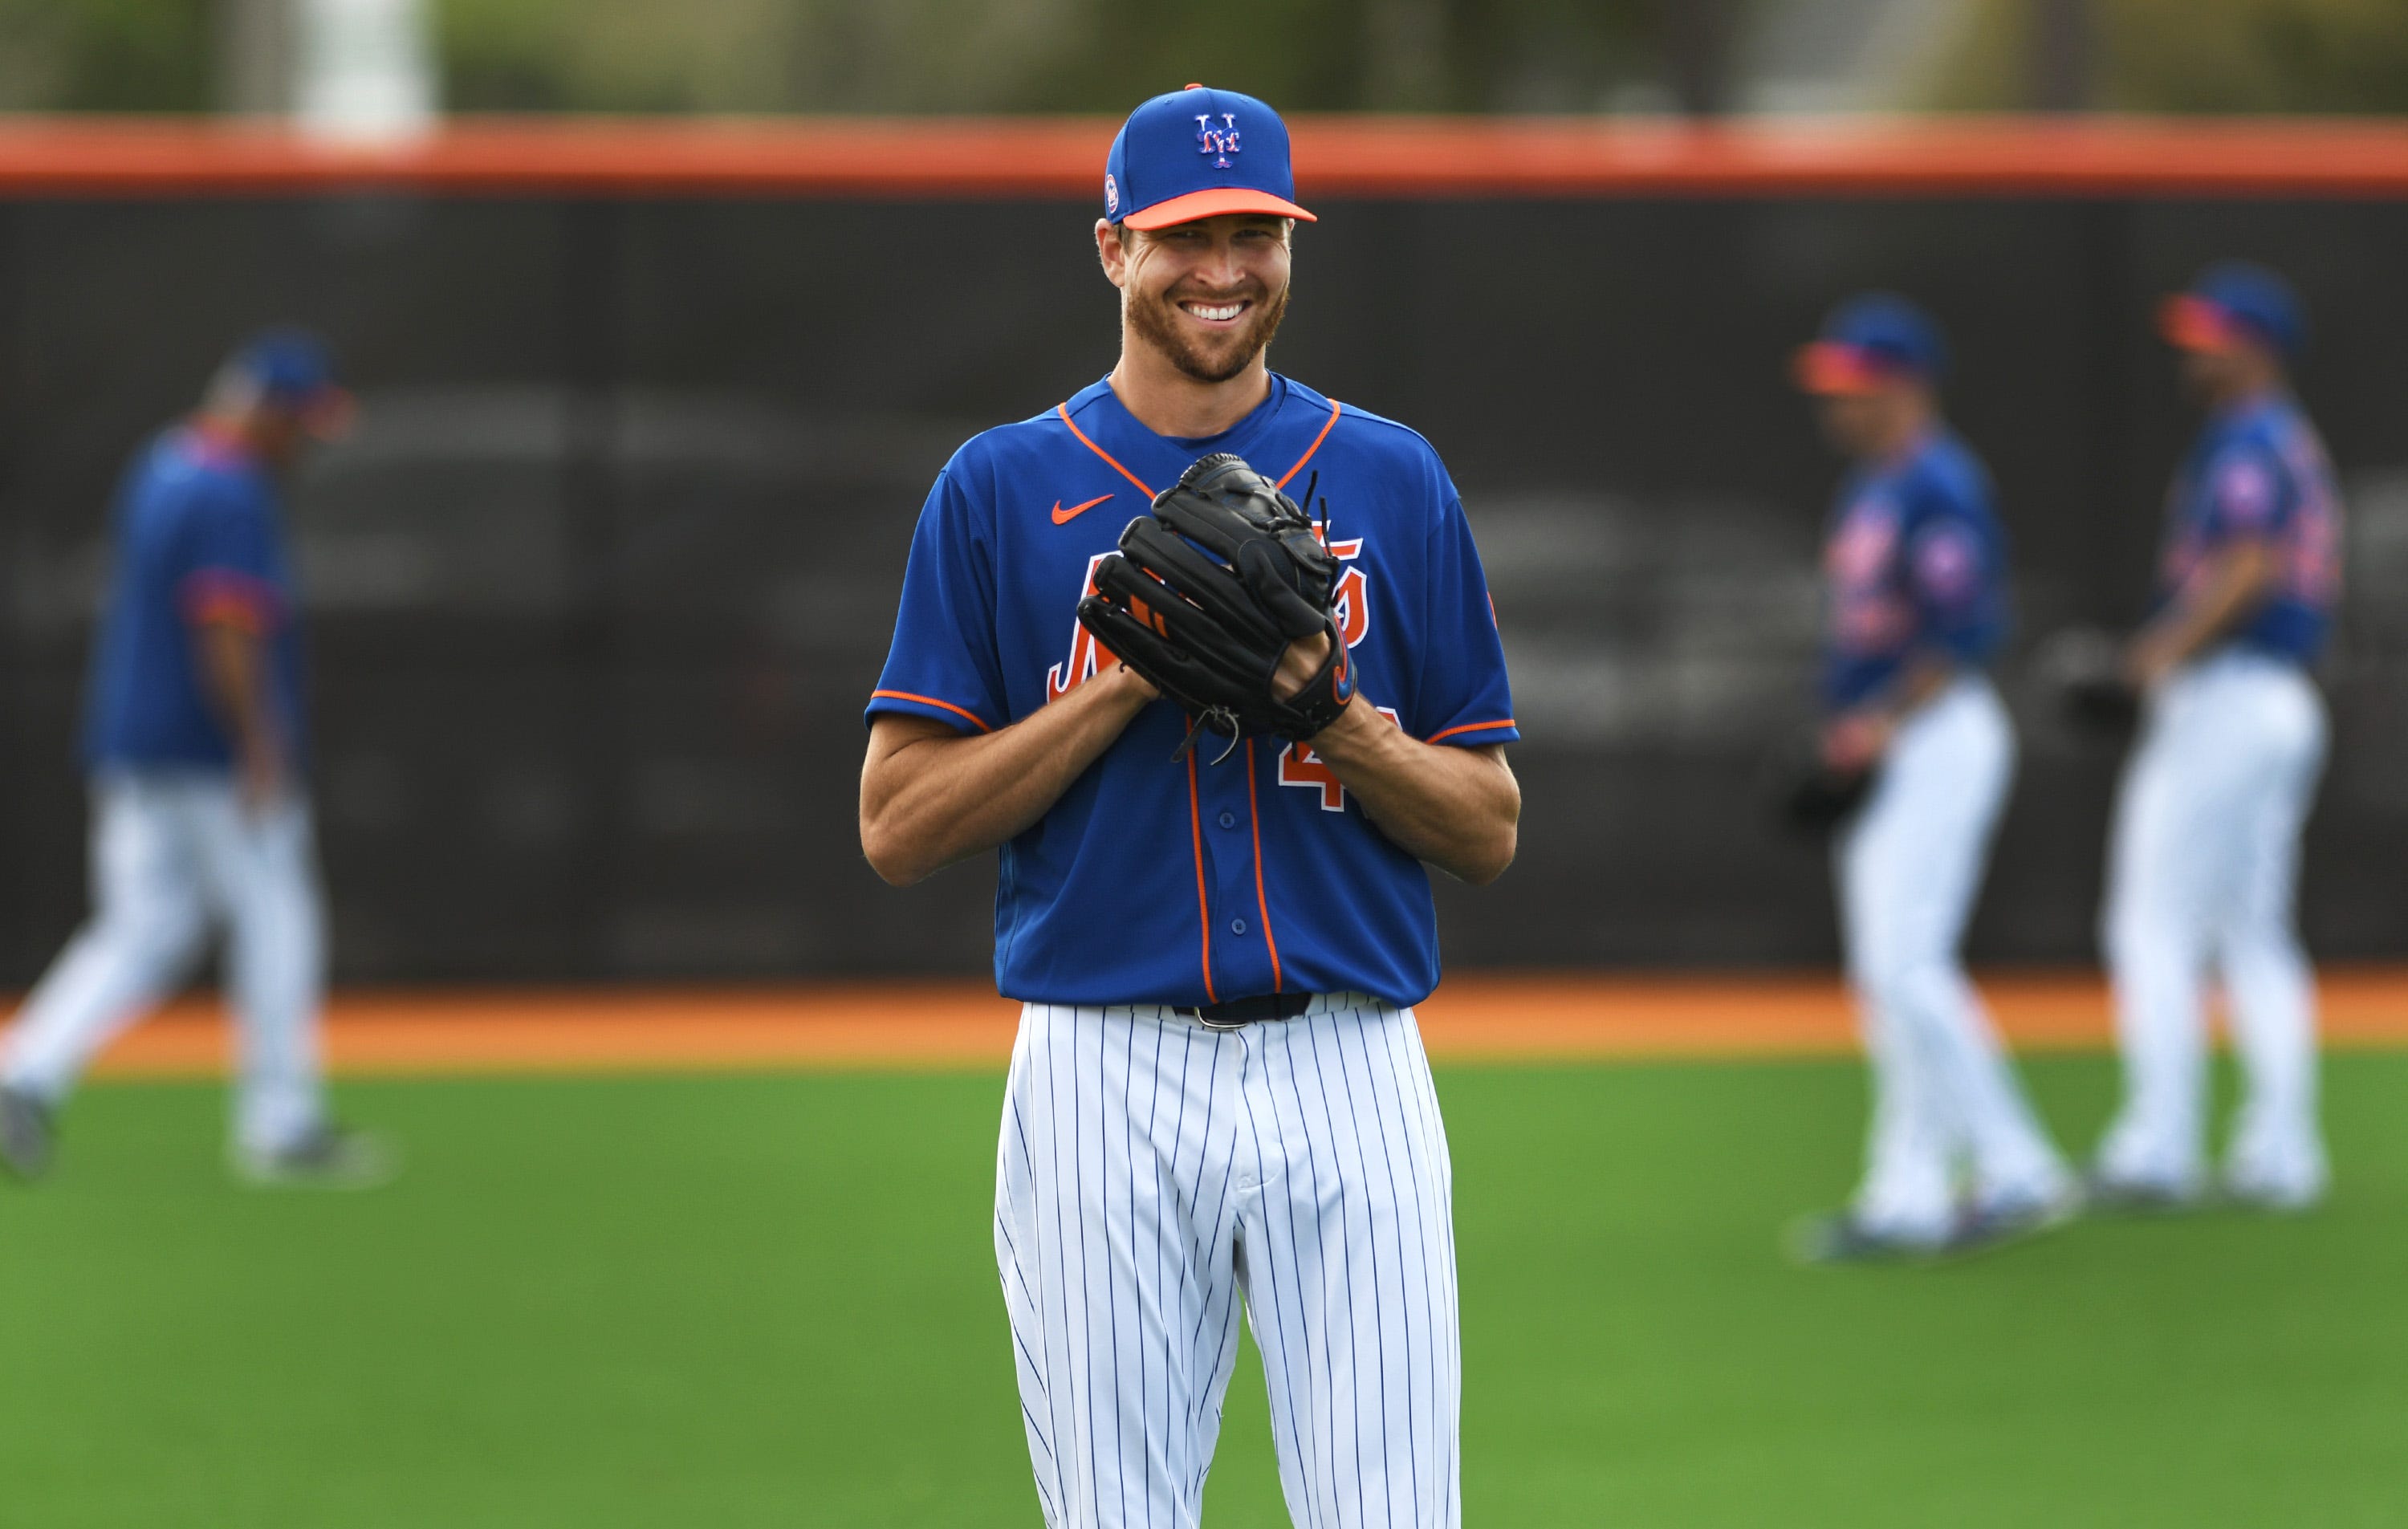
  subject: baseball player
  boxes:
[1788,296,2072,1262]
[2089,263,2340,1211]
[0,331,389,1188]
[858,86,1518,1527]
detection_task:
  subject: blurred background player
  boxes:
[0,330,389,1188]
[2089,263,2341,1212]
[1788,295,2071,1262]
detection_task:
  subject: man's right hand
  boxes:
[238,734,286,819]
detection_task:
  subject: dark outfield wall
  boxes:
[0,194,2402,983]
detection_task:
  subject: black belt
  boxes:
[1175,992,1314,1031]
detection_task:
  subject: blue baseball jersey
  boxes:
[868,375,1517,1010]
[2156,392,2342,665]
[82,427,307,771]
[1820,429,2011,713]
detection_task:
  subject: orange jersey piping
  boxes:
[1056,404,1157,499]
[1426,718,1516,745]
[868,690,994,734]
[1243,740,1284,994]
[1277,401,1342,489]
[1187,746,1217,1002]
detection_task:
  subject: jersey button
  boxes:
[1218,811,1236,829]
[1230,918,1247,935]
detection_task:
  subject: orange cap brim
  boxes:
[1121,187,1316,231]
[2158,294,2245,354]
[1793,341,1897,396]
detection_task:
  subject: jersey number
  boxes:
[1277,706,1399,812]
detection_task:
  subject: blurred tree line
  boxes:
[1942,0,2408,112]
[0,0,2402,115]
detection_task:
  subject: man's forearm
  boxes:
[1305,698,1519,885]
[1823,651,1955,771]
[2129,541,2275,685]
[196,621,283,759]
[860,666,1155,886]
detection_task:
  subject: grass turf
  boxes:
[0,1055,2402,1526]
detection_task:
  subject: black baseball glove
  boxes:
[1779,762,1876,835]
[1077,453,1356,755]
[1762,732,1875,837]
[2031,626,2142,740]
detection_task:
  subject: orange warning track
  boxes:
[73,970,2408,1080]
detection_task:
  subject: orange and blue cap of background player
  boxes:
[230,326,355,437]
[2158,261,2304,360]
[1794,294,1947,396]
[1104,84,1316,231]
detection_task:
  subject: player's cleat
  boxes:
[1784,1211,1948,1266]
[231,1124,400,1190]
[0,1086,56,1181]
[2217,1169,2327,1214]
[1944,1187,2078,1256]
[2080,1168,2203,1216]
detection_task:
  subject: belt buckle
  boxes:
[1176,1003,1255,1031]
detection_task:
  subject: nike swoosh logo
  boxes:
[1051,494,1113,525]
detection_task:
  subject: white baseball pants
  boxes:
[2,771,327,1157]
[1836,677,2068,1242]
[996,995,1458,1529]
[2097,649,2328,1200]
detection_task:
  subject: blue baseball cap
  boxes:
[1104,84,1315,231]
[2160,261,2304,360]
[230,327,344,408]
[1795,294,1948,395]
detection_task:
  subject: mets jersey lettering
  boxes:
[868,375,1516,1008]
[1820,429,2011,714]
[2157,393,2342,665]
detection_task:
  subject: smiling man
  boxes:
[859,85,1519,1528]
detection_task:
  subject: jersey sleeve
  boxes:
[174,488,284,634]
[1409,488,1519,748]
[1903,511,1995,663]
[864,466,1007,734]
[2196,439,2297,547]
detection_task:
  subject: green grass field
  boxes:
[2,1053,2402,1527]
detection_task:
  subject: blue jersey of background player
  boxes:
[1817,416,2011,729]
[2148,290,2341,674]
[83,399,311,787]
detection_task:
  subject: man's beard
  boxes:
[1128,282,1291,384]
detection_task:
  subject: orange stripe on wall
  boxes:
[5,118,2408,197]
[63,969,2408,1076]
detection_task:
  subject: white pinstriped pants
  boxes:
[996,996,1460,1529]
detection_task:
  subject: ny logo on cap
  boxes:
[1195,113,1240,169]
